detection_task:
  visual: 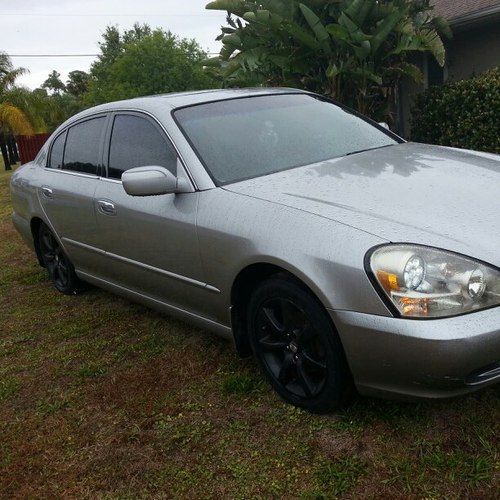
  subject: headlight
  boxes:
[368,245,500,318]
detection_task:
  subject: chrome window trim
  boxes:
[98,177,122,184]
[42,169,99,180]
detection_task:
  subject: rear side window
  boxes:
[108,114,177,179]
[48,131,66,169]
[63,117,105,175]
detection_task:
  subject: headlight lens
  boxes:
[368,245,500,318]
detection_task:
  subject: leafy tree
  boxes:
[66,70,90,97]
[206,0,451,121]
[84,24,215,105]
[89,25,152,88]
[41,70,66,95]
[0,52,34,169]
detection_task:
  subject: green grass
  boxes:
[0,166,499,497]
[0,378,21,402]
[220,372,264,395]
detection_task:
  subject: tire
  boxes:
[247,277,353,413]
[38,223,85,295]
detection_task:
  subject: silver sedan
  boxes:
[10,88,500,412]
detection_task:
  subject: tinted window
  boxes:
[48,131,66,169]
[63,117,105,175]
[174,94,399,185]
[37,146,48,167]
[108,114,177,179]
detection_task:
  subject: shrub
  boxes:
[411,68,500,153]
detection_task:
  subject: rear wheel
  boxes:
[38,223,84,295]
[247,277,352,413]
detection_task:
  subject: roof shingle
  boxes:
[431,0,500,20]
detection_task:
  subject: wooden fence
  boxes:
[16,134,50,164]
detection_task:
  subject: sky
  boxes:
[2,0,226,89]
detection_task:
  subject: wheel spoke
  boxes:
[262,306,285,332]
[278,351,295,386]
[302,350,326,371]
[279,299,297,330]
[258,335,288,351]
[296,355,315,398]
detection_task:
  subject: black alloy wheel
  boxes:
[256,297,327,398]
[248,277,352,413]
[38,223,84,294]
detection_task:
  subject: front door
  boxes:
[92,112,207,315]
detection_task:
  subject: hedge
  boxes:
[411,68,500,154]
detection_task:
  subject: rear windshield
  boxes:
[174,94,399,185]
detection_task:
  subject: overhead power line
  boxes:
[7,53,220,58]
[6,52,219,57]
[8,54,99,58]
[0,13,222,17]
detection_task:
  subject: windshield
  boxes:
[174,93,399,185]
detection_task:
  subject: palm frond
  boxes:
[0,103,35,135]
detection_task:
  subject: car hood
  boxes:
[225,142,500,266]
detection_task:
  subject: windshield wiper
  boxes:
[344,144,395,157]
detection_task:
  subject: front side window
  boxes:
[108,114,177,179]
[63,117,105,175]
[174,94,400,185]
[48,131,66,169]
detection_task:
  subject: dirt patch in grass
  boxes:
[1,168,499,498]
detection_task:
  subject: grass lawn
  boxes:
[0,166,498,498]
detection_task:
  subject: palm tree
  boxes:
[0,52,34,170]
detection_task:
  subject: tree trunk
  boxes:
[7,135,20,163]
[0,134,12,171]
[7,135,19,164]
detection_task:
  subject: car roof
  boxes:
[70,87,310,122]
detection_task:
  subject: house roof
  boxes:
[431,0,500,24]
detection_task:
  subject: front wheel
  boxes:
[38,223,85,295]
[247,277,352,413]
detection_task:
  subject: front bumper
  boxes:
[330,307,500,399]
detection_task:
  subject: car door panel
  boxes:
[91,111,212,317]
[38,115,108,272]
[38,170,99,264]
[93,180,210,315]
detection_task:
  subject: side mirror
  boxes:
[378,122,390,130]
[122,166,179,196]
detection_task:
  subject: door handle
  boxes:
[97,200,117,216]
[41,187,53,198]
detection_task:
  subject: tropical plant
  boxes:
[206,0,451,121]
[0,52,34,170]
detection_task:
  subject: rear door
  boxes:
[38,114,108,272]
[92,112,208,315]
